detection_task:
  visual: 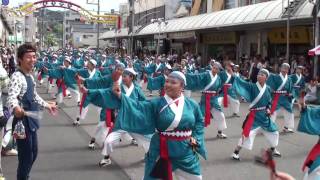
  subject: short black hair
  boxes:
[17,43,36,60]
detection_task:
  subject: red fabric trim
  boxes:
[303,143,320,171]
[160,88,165,97]
[56,79,67,97]
[48,78,53,84]
[242,110,256,137]
[105,109,114,136]
[223,84,231,108]
[160,135,172,180]
[270,93,281,114]
[79,92,87,114]
[159,133,190,180]
[205,93,212,127]
[37,72,42,81]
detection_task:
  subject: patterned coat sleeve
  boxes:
[7,72,23,113]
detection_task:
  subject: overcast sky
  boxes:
[8,0,128,12]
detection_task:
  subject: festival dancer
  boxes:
[218,62,240,117]
[43,56,81,106]
[103,71,206,179]
[231,68,281,160]
[73,59,102,126]
[146,64,172,97]
[298,97,320,180]
[290,65,305,105]
[82,68,150,167]
[186,61,228,139]
[268,63,295,133]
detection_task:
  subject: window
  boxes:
[225,0,236,9]
[83,35,94,39]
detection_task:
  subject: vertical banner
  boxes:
[117,16,121,30]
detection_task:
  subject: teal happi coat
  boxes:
[72,57,84,69]
[233,76,278,132]
[84,74,113,122]
[113,94,206,179]
[219,70,238,99]
[147,74,166,91]
[298,106,320,175]
[298,106,320,136]
[84,74,113,90]
[84,83,146,123]
[48,67,97,91]
[289,73,305,100]
[186,71,223,112]
[144,63,165,75]
[267,73,294,113]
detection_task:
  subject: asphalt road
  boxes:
[3,80,317,180]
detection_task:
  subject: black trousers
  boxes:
[16,129,38,180]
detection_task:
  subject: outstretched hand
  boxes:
[79,84,88,94]
[46,101,58,116]
[75,73,84,84]
[112,83,121,98]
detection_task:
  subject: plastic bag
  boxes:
[13,121,26,139]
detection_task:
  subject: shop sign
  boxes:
[168,31,195,39]
[202,32,236,44]
[268,26,310,44]
[154,34,167,39]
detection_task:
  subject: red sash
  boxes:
[202,91,216,127]
[223,84,231,108]
[302,143,320,171]
[270,91,287,114]
[37,72,42,81]
[48,78,53,84]
[105,109,114,135]
[160,88,165,97]
[152,131,191,180]
[242,107,267,137]
[79,92,87,114]
[56,79,67,97]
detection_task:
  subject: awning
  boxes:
[100,28,129,40]
[136,0,314,36]
[308,45,320,56]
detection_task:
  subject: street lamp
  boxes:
[309,0,319,78]
[86,0,100,51]
[151,18,168,56]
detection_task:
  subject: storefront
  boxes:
[201,32,238,61]
[168,31,197,55]
[267,26,312,62]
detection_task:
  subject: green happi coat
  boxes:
[147,74,166,91]
[72,57,84,69]
[186,71,223,112]
[84,83,146,123]
[298,106,320,136]
[232,76,278,132]
[219,70,237,99]
[267,73,294,113]
[298,106,320,176]
[114,94,206,179]
[289,73,305,100]
[48,67,100,92]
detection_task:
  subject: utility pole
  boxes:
[286,0,290,62]
[41,9,45,50]
[131,1,135,55]
[97,0,100,50]
[313,0,319,78]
